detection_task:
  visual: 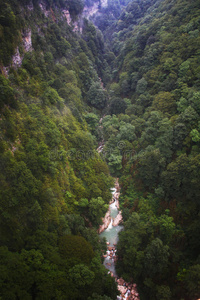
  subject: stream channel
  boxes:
[97,131,139,298]
[99,187,123,277]
[99,187,140,300]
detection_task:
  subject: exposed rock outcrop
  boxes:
[11,29,33,69]
[115,179,121,192]
[1,66,9,77]
[12,47,22,68]
[62,9,72,25]
[113,211,123,227]
[116,279,140,300]
[39,0,49,17]
[27,0,34,11]
[23,30,32,52]
[113,191,120,209]
[98,210,111,234]
[99,178,123,232]
[101,0,108,8]
[100,178,138,299]
[82,2,99,19]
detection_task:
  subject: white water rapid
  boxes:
[99,184,140,300]
[99,187,123,277]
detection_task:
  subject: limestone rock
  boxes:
[98,210,111,234]
[12,48,22,68]
[113,211,123,226]
[23,30,32,52]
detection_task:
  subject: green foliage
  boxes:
[84,113,99,136]
[42,87,63,106]
[67,0,84,19]
[184,264,200,300]
[0,2,20,65]
[59,235,94,265]
[104,3,200,299]
[1,0,200,299]
[87,81,108,109]
[156,285,171,300]
[69,264,95,286]
[190,128,200,142]
[0,75,16,110]
[109,97,127,115]
[136,77,148,95]
[144,238,170,277]
[0,1,118,299]
[152,91,176,115]
[88,197,108,225]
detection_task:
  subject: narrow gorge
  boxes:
[1,0,200,299]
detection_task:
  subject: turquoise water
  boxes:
[110,201,119,219]
[99,189,123,276]
[100,220,123,247]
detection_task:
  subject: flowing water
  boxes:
[99,187,140,300]
[99,188,123,277]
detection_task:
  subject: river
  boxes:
[99,185,140,300]
[99,187,123,277]
[96,134,139,299]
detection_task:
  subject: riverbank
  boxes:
[116,278,140,300]
[98,179,122,234]
[99,179,140,300]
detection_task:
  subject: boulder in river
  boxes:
[98,210,111,233]
[113,211,123,226]
[117,278,124,285]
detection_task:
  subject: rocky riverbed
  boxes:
[99,179,140,300]
[116,278,140,300]
[98,179,122,234]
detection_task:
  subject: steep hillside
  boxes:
[85,0,132,31]
[0,1,119,299]
[1,0,200,299]
[95,0,200,299]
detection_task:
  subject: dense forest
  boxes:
[0,0,119,299]
[0,0,200,299]
[99,1,200,299]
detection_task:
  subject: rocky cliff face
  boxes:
[83,0,108,19]
[83,1,99,19]
[11,29,33,69]
[6,0,106,71]
[71,0,109,32]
